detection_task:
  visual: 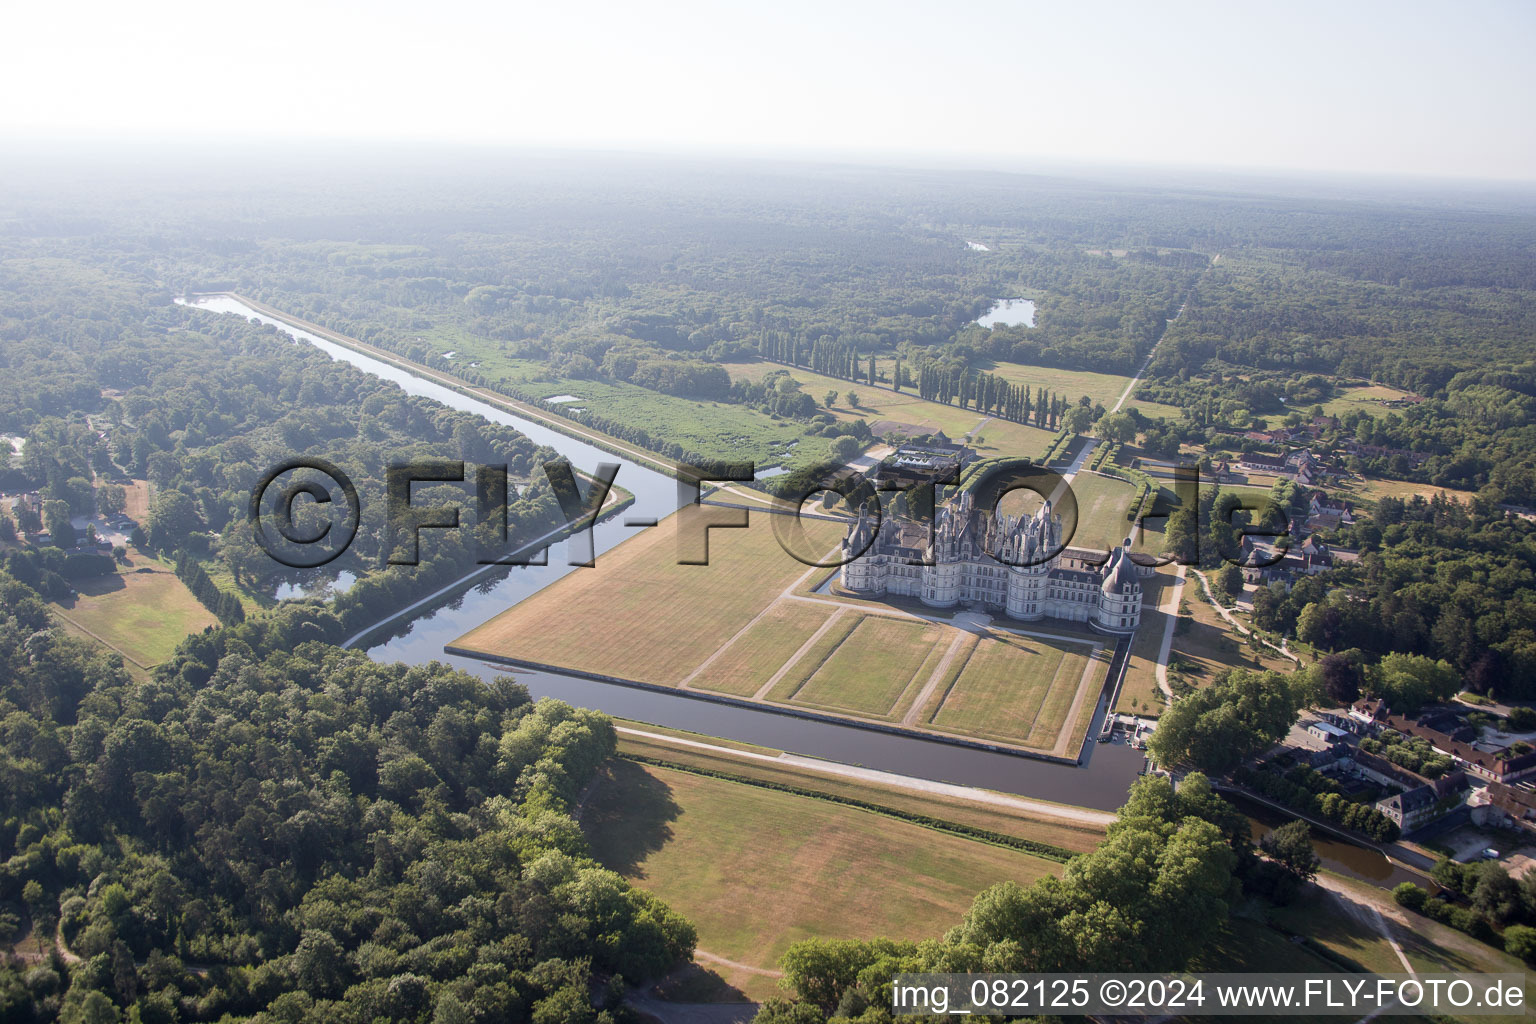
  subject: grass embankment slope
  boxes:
[582,758,1064,1000]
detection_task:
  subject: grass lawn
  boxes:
[49,556,217,669]
[1169,586,1294,687]
[454,511,843,685]
[1061,471,1138,552]
[121,478,152,519]
[613,728,1108,855]
[1315,383,1418,418]
[582,760,1061,999]
[1265,888,1408,976]
[1337,475,1475,509]
[722,360,1055,461]
[1114,570,1171,717]
[1318,872,1534,1024]
[690,601,836,697]
[764,612,861,702]
[979,358,1181,420]
[926,631,1101,751]
[788,615,949,719]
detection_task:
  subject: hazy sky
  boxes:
[6,0,1533,181]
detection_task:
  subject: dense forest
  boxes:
[0,571,694,1022]
[0,255,590,641]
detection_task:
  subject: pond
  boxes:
[976,297,1036,328]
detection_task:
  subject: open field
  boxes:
[1335,474,1475,509]
[722,360,1055,461]
[1314,383,1419,418]
[455,512,842,684]
[981,358,1179,418]
[582,759,1062,999]
[49,558,217,669]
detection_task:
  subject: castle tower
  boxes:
[1092,537,1143,633]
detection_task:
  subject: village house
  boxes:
[1349,699,1536,785]
[1306,492,1355,531]
[1376,773,1468,833]
[1239,533,1356,585]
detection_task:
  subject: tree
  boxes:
[1259,820,1319,881]
[220,521,267,587]
[144,491,203,551]
[43,500,76,548]
[1393,882,1428,912]
[1097,411,1138,444]
[1505,924,1536,962]
[1147,668,1304,772]
[1471,863,1523,923]
[1064,404,1094,434]
[846,390,860,408]
[824,390,837,408]
[1311,652,1362,705]
[1216,563,1243,602]
[1368,653,1461,711]
[97,484,127,517]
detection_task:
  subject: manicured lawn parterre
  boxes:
[925,631,1105,752]
[1060,471,1139,552]
[581,759,1062,1000]
[689,601,836,697]
[454,511,843,685]
[787,614,948,719]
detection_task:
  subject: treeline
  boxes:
[0,257,577,615]
[915,364,1071,428]
[173,551,245,625]
[1231,762,1400,843]
[0,570,696,1022]
[1396,857,1536,961]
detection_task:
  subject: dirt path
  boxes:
[693,951,783,978]
[1312,874,1415,973]
[1188,568,1299,665]
[615,726,1115,826]
[901,631,970,726]
[1152,565,1185,699]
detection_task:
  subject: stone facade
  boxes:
[839,491,1145,634]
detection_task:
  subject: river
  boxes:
[175,293,1424,881]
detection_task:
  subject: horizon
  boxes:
[6,0,1533,185]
